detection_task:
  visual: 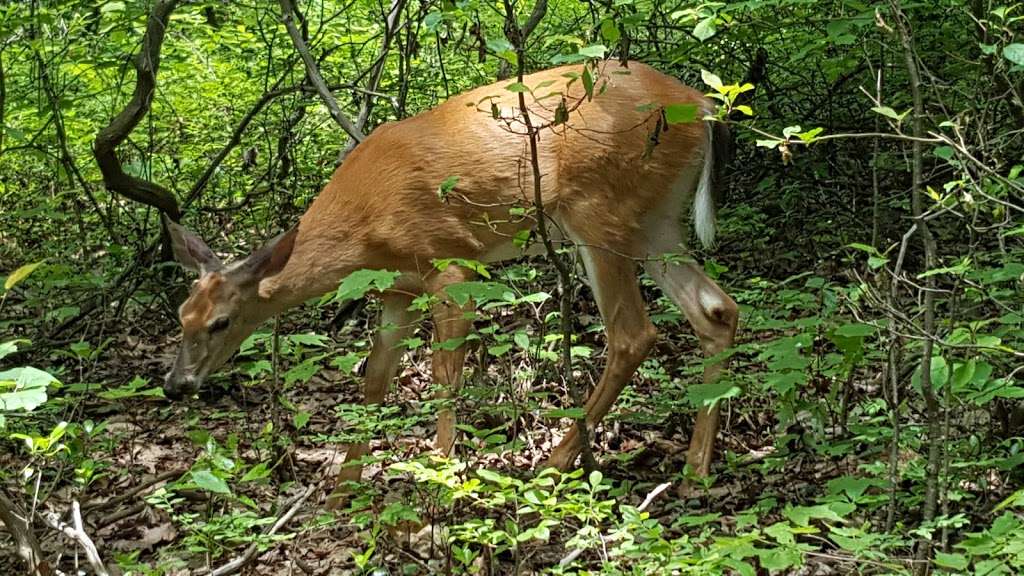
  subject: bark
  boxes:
[92,0,181,220]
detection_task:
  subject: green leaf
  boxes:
[543,407,586,419]
[687,381,741,408]
[332,269,402,304]
[241,462,271,482]
[578,44,607,59]
[100,1,126,13]
[1003,43,1024,66]
[932,145,955,161]
[293,411,311,430]
[424,11,443,30]
[432,258,491,279]
[871,106,906,121]
[0,340,27,362]
[934,552,969,571]
[0,367,59,412]
[4,261,45,291]
[701,69,723,91]
[513,331,530,350]
[784,503,850,526]
[833,323,875,338]
[437,175,459,201]
[191,469,231,494]
[600,19,620,44]
[505,82,529,93]
[664,103,698,124]
[444,281,514,307]
[693,17,717,41]
[582,67,595,100]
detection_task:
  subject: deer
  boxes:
[162,60,738,501]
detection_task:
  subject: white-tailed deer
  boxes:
[163,61,737,499]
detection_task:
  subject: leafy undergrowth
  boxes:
[2,256,1022,575]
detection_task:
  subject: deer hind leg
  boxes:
[429,298,475,456]
[546,244,658,470]
[427,267,476,456]
[643,257,738,477]
[329,291,418,507]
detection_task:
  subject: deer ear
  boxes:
[162,214,222,275]
[234,224,299,284]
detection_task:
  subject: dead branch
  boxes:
[42,501,109,576]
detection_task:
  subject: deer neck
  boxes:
[254,218,373,317]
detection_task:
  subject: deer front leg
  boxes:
[328,292,417,508]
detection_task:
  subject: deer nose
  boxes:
[163,372,198,400]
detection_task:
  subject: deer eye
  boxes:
[208,317,230,334]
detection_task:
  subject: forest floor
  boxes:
[0,300,871,575]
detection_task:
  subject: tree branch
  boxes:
[278,0,365,143]
[92,0,181,220]
[0,489,49,575]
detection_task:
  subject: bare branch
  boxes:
[205,484,316,576]
[42,501,109,576]
[92,0,181,220]
[278,0,365,143]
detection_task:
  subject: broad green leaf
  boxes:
[693,17,717,41]
[100,1,126,13]
[4,261,45,291]
[933,146,955,161]
[871,106,906,121]
[701,69,723,91]
[664,103,698,124]
[784,503,851,526]
[444,281,514,307]
[687,381,741,408]
[600,19,620,44]
[578,44,607,59]
[191,469,231,494]
[543,407,586,419]
[934,552,969,571]
[332,269,402,303]
[505,82,529,93]
[241,462,271,482]
[0,367,59,412]
[0,340,27,362]
[1003,43,1024,66]
[833,323,875,338]
[293,411,311,430]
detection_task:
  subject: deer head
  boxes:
[162,216,298,399]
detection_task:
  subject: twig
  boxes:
[82,467,187,514]
[43,501,110,576]
[558,482,671,567]
[204,484,316,576]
